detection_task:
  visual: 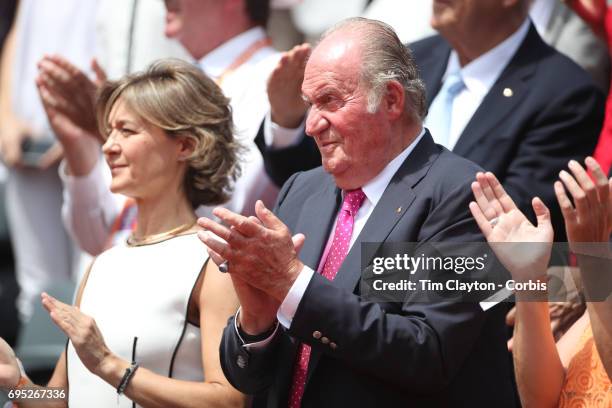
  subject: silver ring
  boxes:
[490,217,499,227]
[218,261,229,273]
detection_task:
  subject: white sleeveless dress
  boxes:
[67,233,208,407]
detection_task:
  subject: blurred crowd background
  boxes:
[0,0,609,398]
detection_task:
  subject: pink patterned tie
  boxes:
[288,189,366,408]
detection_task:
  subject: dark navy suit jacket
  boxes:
[412,24,604,241]
[222,133,517,407]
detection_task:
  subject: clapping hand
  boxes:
[555,158,612,251]
[198,201,305,334]
[36,55,107,176]
[556,158,612,307]
[268,43,311,129]
[469,171,554,282]
[36,55,105,140]
[41,293,112,376]
[0,115,33,168]
[0,338,20,390]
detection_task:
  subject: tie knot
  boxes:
[342,188,366,216]
[444,72,464,96]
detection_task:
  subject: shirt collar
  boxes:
[444,18,530,98]
[529,0,555,36]
[198,27,267,79]
[359,127,426,207]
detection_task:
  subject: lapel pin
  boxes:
[396,207,402,213]
[503,88,513,97]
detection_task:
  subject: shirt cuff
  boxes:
[234,307,279,351]
[277,265,315,329]
[59,156,107,207]
[263,111,306,149]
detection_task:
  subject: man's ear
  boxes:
[383,80,405,120]
[177,136,196,161]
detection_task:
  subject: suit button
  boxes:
[330,342,337,350]
[236,354,248,369]
[321,336,330,345]
[312,331,322,339]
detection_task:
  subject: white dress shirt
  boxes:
[425,19,530,150]
[277,128,426,329]
[529,0,556,37]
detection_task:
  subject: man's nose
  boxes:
[305,108,329,137]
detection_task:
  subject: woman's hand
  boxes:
[0,115,33,168]
[556,158,612,247]
[469,171,554,282]
[41,293,114,376]
[36,55,103,140]
[0,337,20,390]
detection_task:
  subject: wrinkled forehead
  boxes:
[303,35,363,92]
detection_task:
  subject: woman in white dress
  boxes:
[0,59,245,407]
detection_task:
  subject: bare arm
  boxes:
[555,157,612,378]
[2,351,69,408]
[584,290,612,378]
[512,301,565,408]
[0,12,15,121]
[0,258,97,408]
[113,260,245,408]
[469,172,564,407]
[43,258,245,408]
[0,7,32,167]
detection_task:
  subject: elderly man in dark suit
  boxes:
[257,0,604,242]
[199,18,516,407]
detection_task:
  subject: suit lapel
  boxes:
[333,133,438,292]
[294,179,341,270]
[305,132,441,384]
[452,25,541,157]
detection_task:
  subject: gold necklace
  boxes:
[126,220,197,247]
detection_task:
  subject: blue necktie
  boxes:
[425,72,465,149]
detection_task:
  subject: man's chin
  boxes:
[324,165,358,190]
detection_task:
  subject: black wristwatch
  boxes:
[236,312,278,343]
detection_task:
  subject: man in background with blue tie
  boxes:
[416,0,604,239]
[199,17,517,407]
